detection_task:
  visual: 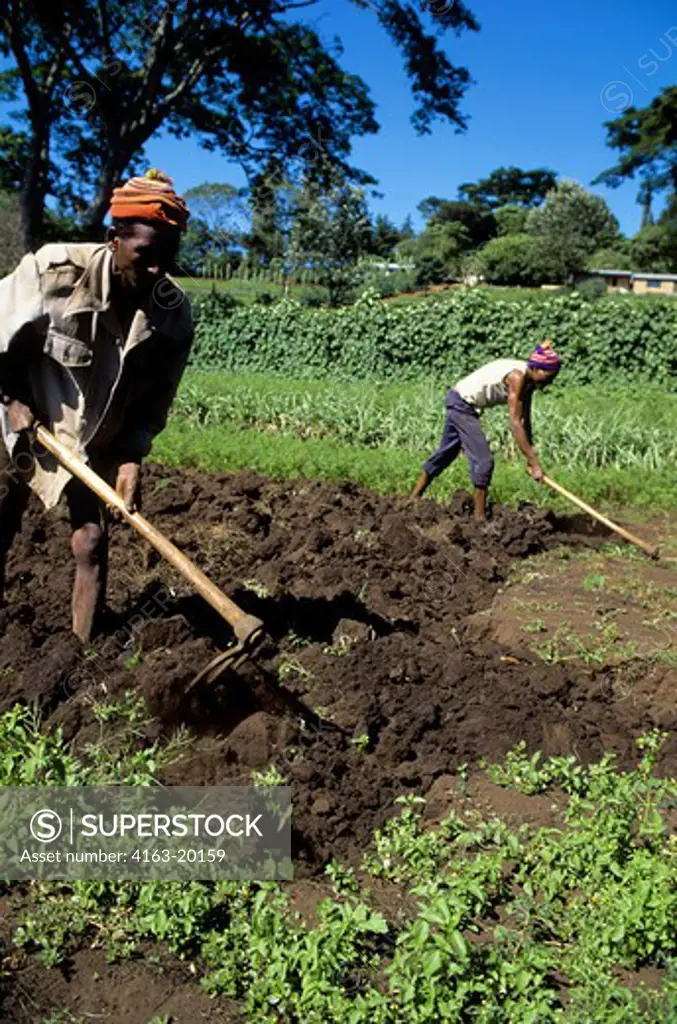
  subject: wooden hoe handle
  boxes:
[541,474,659,560]
[35,425,264,645]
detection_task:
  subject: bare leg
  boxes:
[0,437,30,606]
[411,470,430,499]
[474,486,487,522]
[70,523,108,642]
[66,473,109,643]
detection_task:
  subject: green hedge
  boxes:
[190,287,677,387]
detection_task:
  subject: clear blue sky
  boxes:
[5,0,677,234]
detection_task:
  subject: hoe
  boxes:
[34,424,330,721]
[541,475,659,560]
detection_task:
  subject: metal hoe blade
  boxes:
[186,632,350,735]
[186,642,255,692]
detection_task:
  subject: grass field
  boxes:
[155,371,677,513]
[174,275,329,305]
[385,284,565,305]
[174,277,569,307]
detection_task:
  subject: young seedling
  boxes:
[521,618,547,634]
[242,579,271,599]
[124,645,143,670]
[252,765,287,787]
[582,573,606,592]
[277,657,313,683]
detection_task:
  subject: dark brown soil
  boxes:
[1,465,675,1021]
[2,466,675,876]
[0,942,243,1023]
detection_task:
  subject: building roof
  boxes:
[632,272,677,281]
[586,269,677,282]
[588,269,633,277]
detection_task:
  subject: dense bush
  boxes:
[573,276,608,302]
[473,233,557,287]
[190,287,677,388]
[414,254,447,287]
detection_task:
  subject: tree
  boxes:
[494,204,528,236]
[414,254,446,288]
[370,214,403,259]
[2,0,480,247]
[405,197,495,279]
[248,161,285,265]
[177,217,220,276]
[630,223,677,273]
[595,86,677,221]
[458,166,557,209]
[0,1,73,249]
[0,190,23,276]
[418,197,497,248]
[290,179,373,305]
[0,126,29,191]
[586,243,634,271]
[526,180,620,281]
[399,215,415,240]
[473,234,559,287]
[398,222,463,281]
[183,182,249,253]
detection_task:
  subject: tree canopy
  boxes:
[526,180,620,281]
[458,166,557,208]
[182,182,250,250]
[0,0,480,249]
[594,86,677,223]
[471,233,558,287]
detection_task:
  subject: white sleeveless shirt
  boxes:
[454,359,527,410]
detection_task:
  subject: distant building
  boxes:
[585,270,633,293]
[583,270,677,296]
[631,273,677,296]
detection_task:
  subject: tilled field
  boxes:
[1,466,675,874]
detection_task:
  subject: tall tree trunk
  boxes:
[640,184,654,229]
[2,7,70,253]
[19,112,49,252]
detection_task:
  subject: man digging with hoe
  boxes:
[0,169,192,642]
[412,342,562,520]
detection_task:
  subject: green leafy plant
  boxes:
[3,707,677,1021]
[583,573,607,592]
[521,618,546,634]
[241,579,270,598]
[251,765,287,787]
[189,288,677,390]
[123,646,143,670]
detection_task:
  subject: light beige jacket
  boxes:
[0,243,193,508]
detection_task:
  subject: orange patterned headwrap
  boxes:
[109,169,190,231]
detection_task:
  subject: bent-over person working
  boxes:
[412,341,562,520]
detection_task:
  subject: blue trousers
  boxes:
[423,389,495,488]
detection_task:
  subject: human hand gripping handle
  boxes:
[10,414,142,518]
[112,462,142,518]
[526,458,544,484]
[5,399,35,434]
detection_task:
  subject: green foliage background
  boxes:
[190,288,677,387]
